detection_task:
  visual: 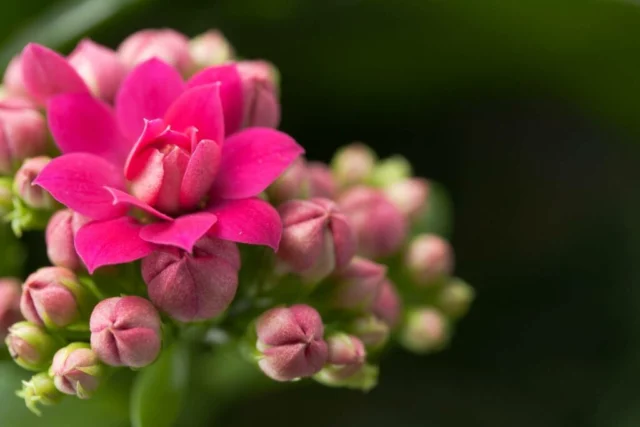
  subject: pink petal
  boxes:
[139,212,218,253]
[33,153,127,220]
[207,198,281,250]
[164,84,224,144]
[115,59,184,140]
[180,140,221,209]
[48,93,130,166]
[76,217,156,273]
[211,128,304,199]
[186,64,243,135]
[21,43,89,105]
[124,119,169,180]
[103,187,172,221]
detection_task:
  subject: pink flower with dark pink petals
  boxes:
[34,59,303,273]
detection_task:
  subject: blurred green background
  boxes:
[2,0,640,425]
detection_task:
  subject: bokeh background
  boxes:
[2,0,640,425]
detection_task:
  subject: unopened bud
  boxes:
[2,55,28,98]
[437,278,474,319]
[401,307,449,354]
[339,187,408,258]
[255,304,328,381]
[50,342,105,398]
[0,278,22,340]
[17,372,64,415]
[67,39,126,101]
[0,105,47,175]
[189,30,234,69]
[383,178,430,222]
[6,321,60,371]
[0,177,11,214]
[278,198,356,282]
[321,333,366,380]
[370,155,412,187]
[349,315,389,350]
[118,28,193,74]
[237,60,281,129]
[331,143,376,187]
[372,279,402,328]
[13,156,54,209]
[331,257,386,312]
[308,161,337,199]
[90,296,162,368]
[21,267,91,329]
[142,237,240,322]
[45,210,88,270]
[267,158,309,204]
[405,234,454,286]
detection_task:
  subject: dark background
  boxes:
[2,0,640,426]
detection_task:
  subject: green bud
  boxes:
[437,278,475,319]
[400,307,450,354]
[348,315,390,351]
[5,321,61,371]
[369,155,412,187]
[0,177,12,217]
[16,372,64,415]
[331,143,377,188]
[315,363,379,391]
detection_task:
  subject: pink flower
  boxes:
[34,59,303,273]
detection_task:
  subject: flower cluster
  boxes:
[0,28,473,417]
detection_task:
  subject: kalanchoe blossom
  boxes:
[50,342,105,399]
[372,279,402,328]
[0,278,22,340]
[45,210,88,270]
[255,304,328,381]
[35,58,303,272]
[236,60,280,129]
[90,296,162,367]
[405,234,454,286]
[14,156,54,209]
[5,321,60,371]
[189,30,234,70]
[331,257,386,312]
[118,29,193,75]
[142,237,240,322]
[0,101,47,174]
[67,39,126,101]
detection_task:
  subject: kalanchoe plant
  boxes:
[0,27,474,425]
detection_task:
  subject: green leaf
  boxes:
[130,343,189,427]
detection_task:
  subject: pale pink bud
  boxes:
[401,307,449,354]
[277,198,356,281]
[67,39,126,101]
[331,143,376,187]
[0,105,47,175]
[372,279,402,328]
[308,161,337,199]
[13,156,55,209]
[237,60,280,128]
[189,30,234,69]
[0,278,22,340]
[323,333,366,380]
[50,342,104,398]
[255,304,328,381]
[267,157,309,204]
[6,321,60,371]
[339,187,408,258]
[90,296,162,368]
[405,234,454,286]
[118,29,193,74]
[2,55,28,98]
[21,267,89,329]
[45,210,88,270]
[349,315,389,350]
[383,178,430,222]
[332,257,386,311]
[142,237,240,322]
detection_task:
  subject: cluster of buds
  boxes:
[0,26,473,421]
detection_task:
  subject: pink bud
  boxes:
[332,257,386,311]
[6,321,60,371]
[118,29,192,74]
[338,186,408,258]
[372,279,402,328]
[331,143,376,187]
[383,178,430,222]
[267,157,309,204]
[324,334,366,380]
[67,39,126,101]
[189,30,234,69]
[13,156,54,209]
[20,267,88,329]
[50,342,104,398]
[237,60,280,129]
[405,234,454,285]
[45,210,88,270]
[142,237,240,322]
[401,307,449,354]
[90,296,162,368]
[308,161,337,199]
[0,104,47,175]
[277,198,356,281]
[0,278,22,340]
[2,55,28,98]
[255,304,328,381]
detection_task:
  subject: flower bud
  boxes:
[308,161,337,199]
[45,209,88,270]
[17,372,64,415]
[142,237,240,322]
[0,278,22,340]
[237,60,280,129]
[383,178,430,222]
[437,278,474,319]
[331,143,376,188]
[21,267,90,329]
[2,55,28,98]
[13,156,54,209]
[401,307,449,354]
[322,333,366,380]
[338,187,408,258]
[50,342,105,398]
[0,177,12,214]
[189,30,234,69]
[405,234,454,286]
[369,155,412,187]
[349,315,389,350]
[372,279,402,328]
[267,157,309,204]
[5,321,59,371]
[0,104,47,175]
[277,198,356,282]
[331,257,386,312]
[90,296,162,368]
[255,304,328,381]
[118,29,193,74]
[67,39,126,101]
